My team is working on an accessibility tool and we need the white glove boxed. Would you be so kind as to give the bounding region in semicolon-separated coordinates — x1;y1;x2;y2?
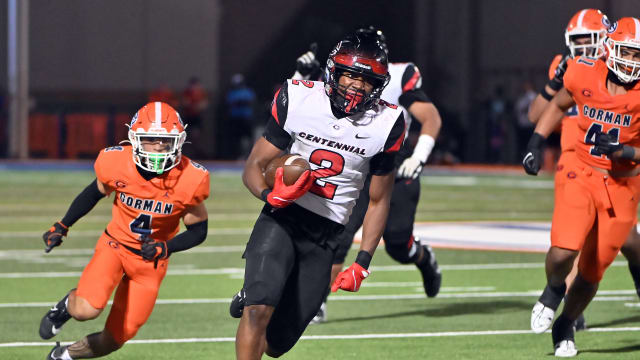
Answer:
294;43;320;80
397;134;435;179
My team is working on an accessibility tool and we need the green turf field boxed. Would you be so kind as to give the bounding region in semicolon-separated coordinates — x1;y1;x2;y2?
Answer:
1;170;639;359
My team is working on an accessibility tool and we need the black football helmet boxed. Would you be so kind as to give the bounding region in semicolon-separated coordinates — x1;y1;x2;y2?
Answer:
355;26;388;55
325;32;390;114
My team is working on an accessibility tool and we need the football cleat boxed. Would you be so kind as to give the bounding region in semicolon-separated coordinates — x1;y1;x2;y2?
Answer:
552;315;577;357
531;301;555;334
229;289;246;319
46;341;68;360
416;240;442;298
554;340;578;357
309;302;327;324
39;293;72;340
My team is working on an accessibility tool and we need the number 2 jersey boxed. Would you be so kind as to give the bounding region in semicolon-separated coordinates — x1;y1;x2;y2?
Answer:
94;145;210;248
563;57;640;172
264;79;405;224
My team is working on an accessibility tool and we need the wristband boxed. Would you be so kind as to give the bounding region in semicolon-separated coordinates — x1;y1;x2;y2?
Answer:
412;134;436;163
528;132;546;150
261;189;272;202
621;145;635;160
355;250;372;270
547;77;563;91
540;86;554;101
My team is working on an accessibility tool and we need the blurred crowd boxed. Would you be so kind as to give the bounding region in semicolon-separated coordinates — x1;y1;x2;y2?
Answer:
0;73;547;165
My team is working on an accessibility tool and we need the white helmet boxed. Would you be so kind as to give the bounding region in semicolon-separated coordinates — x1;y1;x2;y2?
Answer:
605;17;640;83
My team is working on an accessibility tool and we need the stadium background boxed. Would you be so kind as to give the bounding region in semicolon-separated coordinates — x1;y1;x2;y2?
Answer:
0;0;637;163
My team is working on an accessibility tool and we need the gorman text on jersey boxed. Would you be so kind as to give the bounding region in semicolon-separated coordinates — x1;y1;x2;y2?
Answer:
582;105;632;127
118;192;174;214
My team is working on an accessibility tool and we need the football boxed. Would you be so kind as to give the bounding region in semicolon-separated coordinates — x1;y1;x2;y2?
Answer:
264;154;311;188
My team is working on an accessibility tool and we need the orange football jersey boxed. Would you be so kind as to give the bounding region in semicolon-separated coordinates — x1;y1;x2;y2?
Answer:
94;145;209;248
548;54;580;152
563;57;640;171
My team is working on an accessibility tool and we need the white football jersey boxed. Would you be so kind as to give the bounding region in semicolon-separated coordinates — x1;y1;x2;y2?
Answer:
265;79;405;224
381;62;424;137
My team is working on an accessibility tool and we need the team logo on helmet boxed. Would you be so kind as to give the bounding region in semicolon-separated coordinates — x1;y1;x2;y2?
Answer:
607;21;617;34
131;111;139;126
602;16;611;30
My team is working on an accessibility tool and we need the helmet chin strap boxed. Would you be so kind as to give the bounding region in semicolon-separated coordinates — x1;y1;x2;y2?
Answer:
607;68;637;87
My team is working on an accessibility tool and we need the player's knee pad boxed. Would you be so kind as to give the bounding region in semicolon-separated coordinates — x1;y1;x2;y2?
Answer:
384;233;415;264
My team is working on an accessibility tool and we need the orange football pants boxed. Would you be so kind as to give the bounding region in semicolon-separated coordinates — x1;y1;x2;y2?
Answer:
550;155;638;283
76;233;169;345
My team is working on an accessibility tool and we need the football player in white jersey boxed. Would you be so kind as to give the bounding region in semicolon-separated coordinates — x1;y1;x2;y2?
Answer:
295;26;442;324
231;32;405;359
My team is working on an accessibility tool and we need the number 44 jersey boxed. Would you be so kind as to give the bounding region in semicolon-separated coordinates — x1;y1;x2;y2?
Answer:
94;145;210;248
264;79;405;224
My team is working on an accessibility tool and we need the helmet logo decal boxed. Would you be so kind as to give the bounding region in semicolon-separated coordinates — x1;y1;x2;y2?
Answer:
131;112;139;127
607;21;618;34
602;16;611;30
354;62;372;70
155;102;162;127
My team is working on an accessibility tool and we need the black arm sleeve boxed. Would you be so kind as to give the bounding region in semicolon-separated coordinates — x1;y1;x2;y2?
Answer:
370;112;405;175
398;89;431;109
263;117;292;150
166;219;208;254
369;152;396;175
262;81;292;150
60;179;106;227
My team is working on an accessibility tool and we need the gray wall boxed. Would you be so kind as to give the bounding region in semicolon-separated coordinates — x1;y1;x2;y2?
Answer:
7;0;221;94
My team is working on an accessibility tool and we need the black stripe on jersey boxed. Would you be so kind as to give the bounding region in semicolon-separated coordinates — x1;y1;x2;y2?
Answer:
398;89;431;109
271;81;289;127
400;63;422;93
383;112;406;153
369;151;396;175
263;116;292;150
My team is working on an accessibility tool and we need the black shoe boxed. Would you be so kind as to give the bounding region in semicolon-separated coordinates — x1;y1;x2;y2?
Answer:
416;240;442;298
39;292;72;340
574;313;587;332
229;289;246;319
46;342;67;360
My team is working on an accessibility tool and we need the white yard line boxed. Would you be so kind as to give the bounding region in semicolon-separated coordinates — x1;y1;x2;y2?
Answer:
0;261;629;279
2;326;639;348
0;290;636;308
0;228;252;239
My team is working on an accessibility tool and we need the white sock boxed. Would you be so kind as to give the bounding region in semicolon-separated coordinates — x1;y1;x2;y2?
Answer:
408;241;418;258
61;348;73;360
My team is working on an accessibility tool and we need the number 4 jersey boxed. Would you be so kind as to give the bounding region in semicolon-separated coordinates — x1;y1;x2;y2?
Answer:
94;145;210;248
563;57;640;172
264;79;405;224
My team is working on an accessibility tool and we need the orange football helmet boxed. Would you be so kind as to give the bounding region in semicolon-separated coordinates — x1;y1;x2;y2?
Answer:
127;102;186;174
605;17;640;83
565;9;610;59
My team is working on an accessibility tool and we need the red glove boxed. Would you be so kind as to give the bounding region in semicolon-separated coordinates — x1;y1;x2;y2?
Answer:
331;263;370;292
266;167;314;208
